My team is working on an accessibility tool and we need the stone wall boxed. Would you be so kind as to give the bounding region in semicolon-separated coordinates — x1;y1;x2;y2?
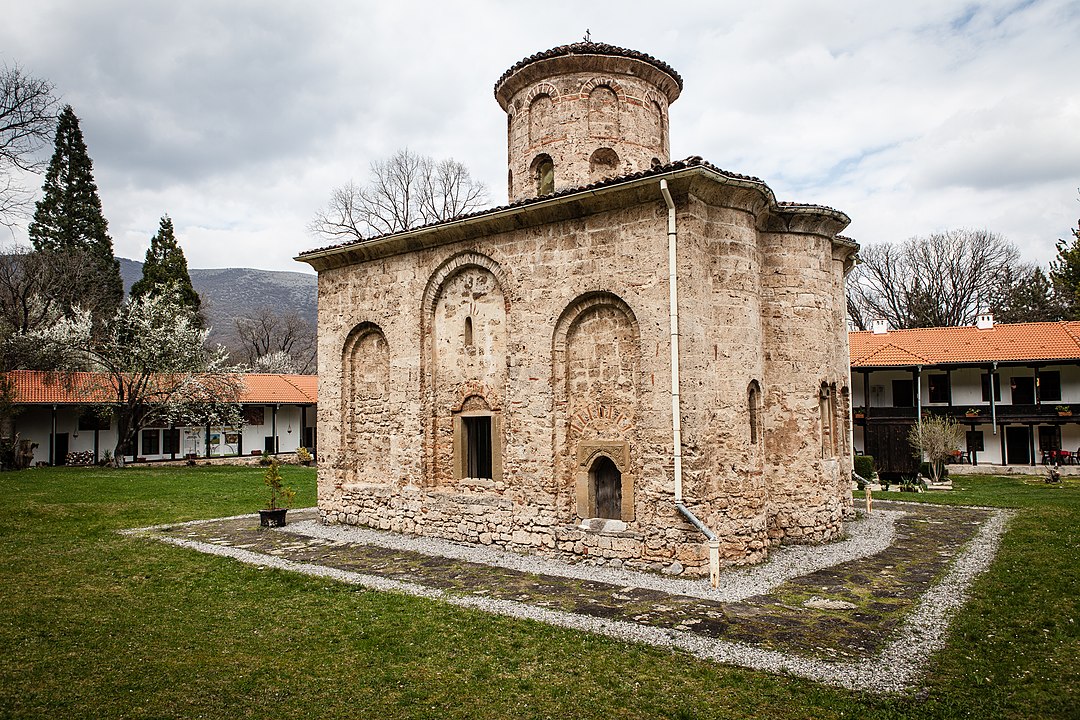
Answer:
310;174;855;576
497;54;677;202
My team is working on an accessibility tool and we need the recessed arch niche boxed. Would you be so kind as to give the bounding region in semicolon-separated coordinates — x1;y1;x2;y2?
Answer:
340;322;390;484
552;291;640;520
421;252;510;486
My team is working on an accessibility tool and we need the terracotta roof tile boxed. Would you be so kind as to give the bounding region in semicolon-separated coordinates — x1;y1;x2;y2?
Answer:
6;371;114;404
239;374;318;404
494;41;684;93
850;321;1080;367
5;370;318;405
297;157;848;260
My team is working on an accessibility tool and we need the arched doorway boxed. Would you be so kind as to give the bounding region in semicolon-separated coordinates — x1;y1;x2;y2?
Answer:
590;455;622;519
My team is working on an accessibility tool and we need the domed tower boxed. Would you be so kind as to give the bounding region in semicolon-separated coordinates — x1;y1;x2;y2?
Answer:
495;42;682;203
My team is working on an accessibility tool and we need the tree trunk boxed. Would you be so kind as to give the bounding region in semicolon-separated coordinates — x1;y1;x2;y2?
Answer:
113;409;132;468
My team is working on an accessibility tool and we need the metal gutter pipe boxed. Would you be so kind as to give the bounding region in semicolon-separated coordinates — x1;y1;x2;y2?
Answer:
660;179;720;588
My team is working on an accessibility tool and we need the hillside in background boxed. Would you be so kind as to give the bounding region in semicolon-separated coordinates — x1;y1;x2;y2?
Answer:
118;258;317;352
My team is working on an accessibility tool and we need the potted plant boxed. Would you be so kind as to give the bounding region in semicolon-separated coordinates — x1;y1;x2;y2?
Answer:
296;447;313;466
259;458;295;527
853;407;866;419
1056;405;1072;417
964;408;981;418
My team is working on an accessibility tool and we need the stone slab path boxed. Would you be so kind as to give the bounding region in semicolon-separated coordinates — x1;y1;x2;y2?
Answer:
123;500;1012;693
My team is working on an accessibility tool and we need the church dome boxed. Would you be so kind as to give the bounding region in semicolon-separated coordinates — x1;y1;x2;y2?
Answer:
495;42;682;202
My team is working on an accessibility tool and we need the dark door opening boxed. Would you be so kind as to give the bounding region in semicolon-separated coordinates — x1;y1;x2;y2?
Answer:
1005;426;1031;465
1011;377;1035;405
591;456;622;519
53;432;69;466
463;416;493;479
892;379;914;407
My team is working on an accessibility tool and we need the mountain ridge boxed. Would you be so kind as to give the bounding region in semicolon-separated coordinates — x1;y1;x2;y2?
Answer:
117;258;317;350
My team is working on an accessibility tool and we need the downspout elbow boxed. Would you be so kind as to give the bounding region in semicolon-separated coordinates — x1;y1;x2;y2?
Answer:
676;502;716;541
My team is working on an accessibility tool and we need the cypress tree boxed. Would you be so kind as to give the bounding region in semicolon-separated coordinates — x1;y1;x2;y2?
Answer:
1050;220;1080;320
28;105;123;320
131;214;202;325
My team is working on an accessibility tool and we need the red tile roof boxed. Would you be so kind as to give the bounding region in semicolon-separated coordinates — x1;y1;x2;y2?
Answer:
239;374;318;404
6;371;115;404
850;321;1080;367
5;370;318;405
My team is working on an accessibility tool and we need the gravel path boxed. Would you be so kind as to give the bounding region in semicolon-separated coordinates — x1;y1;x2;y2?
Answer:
280;507;902;603
123;501;1013;693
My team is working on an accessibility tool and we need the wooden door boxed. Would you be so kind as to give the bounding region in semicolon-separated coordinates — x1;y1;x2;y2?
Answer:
865;423;918;477
591;456;622;519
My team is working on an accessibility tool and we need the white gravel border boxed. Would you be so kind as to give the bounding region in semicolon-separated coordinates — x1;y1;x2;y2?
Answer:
123;504;1013;693
277;508;903;603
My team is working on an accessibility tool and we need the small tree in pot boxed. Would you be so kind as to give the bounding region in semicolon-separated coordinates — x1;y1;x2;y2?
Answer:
260;458;295;527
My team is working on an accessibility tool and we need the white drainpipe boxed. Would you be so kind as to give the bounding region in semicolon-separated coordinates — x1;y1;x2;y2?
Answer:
660;179;720;588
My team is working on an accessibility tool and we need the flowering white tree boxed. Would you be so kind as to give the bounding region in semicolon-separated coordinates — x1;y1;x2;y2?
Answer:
47;286;244;466
251;350;297;374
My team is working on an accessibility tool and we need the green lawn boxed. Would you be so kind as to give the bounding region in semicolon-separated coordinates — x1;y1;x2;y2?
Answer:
0;466;1076;719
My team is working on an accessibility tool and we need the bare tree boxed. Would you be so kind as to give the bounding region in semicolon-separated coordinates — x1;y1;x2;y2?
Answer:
909;415;965;484
309;148;488;242
847;229;1022;330
0;243;124;340
234;307;316;374
0;65;59;229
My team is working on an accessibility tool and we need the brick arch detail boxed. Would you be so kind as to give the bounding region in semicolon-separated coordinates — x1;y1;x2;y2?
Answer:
642;89;667;111
551;290;640;363
579;77;625;101
421;250;513;325
523;82;560;106
339;321;390;483
420;252;511;486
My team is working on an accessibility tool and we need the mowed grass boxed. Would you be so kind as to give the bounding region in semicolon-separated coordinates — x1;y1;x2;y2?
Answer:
0;467;1076;720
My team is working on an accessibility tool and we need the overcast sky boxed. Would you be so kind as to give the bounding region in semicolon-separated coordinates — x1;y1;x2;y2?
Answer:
2;0;1078;274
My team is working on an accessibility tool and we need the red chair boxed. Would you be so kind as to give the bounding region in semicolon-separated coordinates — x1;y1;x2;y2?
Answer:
1061;450;1074;465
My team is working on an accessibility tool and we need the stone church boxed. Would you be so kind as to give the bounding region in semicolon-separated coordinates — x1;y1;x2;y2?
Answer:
297;42;857;579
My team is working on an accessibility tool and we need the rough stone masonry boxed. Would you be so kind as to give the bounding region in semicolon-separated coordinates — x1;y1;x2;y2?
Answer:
297;42;858;576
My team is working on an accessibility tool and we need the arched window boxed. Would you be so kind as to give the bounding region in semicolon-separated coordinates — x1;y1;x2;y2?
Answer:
464;316;474;347
589;147;619;182
532;154;554;196
748;380;762;445
819;383;831;458
839;385;850;454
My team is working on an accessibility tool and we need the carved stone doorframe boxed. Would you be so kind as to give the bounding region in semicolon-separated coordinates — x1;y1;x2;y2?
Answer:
575;440;634;521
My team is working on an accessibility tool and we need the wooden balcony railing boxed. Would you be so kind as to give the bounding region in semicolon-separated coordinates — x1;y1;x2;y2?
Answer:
853;404;1076;423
